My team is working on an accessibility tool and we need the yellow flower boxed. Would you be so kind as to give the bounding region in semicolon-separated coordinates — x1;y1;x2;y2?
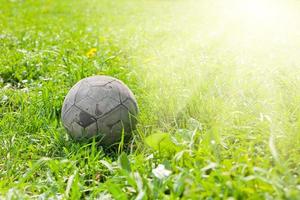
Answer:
86;48;97;58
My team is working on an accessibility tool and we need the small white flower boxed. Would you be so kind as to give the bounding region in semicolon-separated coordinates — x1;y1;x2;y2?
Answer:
152;164;171;180
97;192;113;200
17;49;29;54
3;83;12;89
145;154;154;161
21;87;29;93
1;95;8;102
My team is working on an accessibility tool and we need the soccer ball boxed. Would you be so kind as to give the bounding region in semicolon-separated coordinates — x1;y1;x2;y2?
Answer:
61;75;138;146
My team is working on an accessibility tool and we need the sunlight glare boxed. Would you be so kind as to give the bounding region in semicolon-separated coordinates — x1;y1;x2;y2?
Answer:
225;0;291;29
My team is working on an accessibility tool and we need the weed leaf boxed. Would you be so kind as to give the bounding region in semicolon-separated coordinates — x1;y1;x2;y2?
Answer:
118;152;131;172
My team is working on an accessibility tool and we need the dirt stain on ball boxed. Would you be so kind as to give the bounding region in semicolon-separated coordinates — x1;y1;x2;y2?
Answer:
78;111;96;128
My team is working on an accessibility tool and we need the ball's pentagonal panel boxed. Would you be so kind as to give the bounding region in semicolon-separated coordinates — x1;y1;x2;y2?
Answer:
77;110;96;128
61;75;138;145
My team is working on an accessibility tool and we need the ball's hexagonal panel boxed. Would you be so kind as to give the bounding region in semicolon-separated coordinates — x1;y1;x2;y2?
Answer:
87;81;123;103
75;81;90;103
62;105;82;128
61;82;81;114
97;106;122;128
95;97;120;117
62;75;139;145
96;105;137;146
97;106;122;145
70;121;84;139
103;82;122;102
69;121;98;140
111;121;124;134
75;97;98;117
76;96;120;118
88;86;111;102
114;80;138;103
120;105;138;131
83;122;98;139
122;98;138;115
114;80;133;102
96;120;125;146
85;75;116;86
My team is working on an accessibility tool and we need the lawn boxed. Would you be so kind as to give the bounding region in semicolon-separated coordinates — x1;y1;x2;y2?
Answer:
1;0;300;199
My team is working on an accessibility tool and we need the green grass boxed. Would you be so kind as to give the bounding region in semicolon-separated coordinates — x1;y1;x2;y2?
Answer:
1;0;300;199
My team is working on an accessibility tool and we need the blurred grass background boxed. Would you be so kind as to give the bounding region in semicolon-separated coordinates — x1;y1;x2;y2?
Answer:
1;0;300;198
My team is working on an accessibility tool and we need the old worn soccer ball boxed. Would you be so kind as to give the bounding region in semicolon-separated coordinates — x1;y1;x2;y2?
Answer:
61;75;138;146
